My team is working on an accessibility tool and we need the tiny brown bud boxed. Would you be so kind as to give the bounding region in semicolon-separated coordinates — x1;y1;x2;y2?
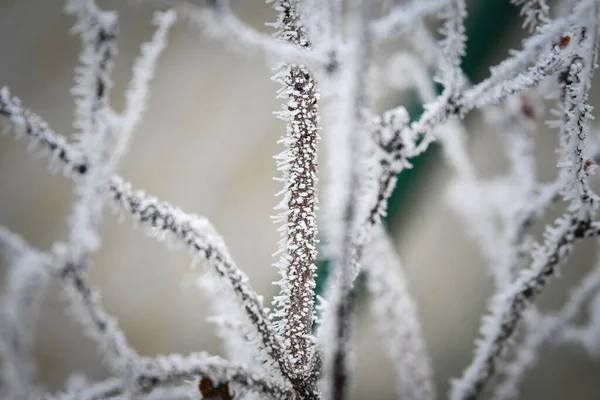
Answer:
559;35;571;48
199;377;234;399
584;158;597;175
520;96;535;119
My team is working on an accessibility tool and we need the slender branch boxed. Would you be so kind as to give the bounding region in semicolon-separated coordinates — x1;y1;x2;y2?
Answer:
135;353;294;399
116;9;176;164
59;259;140;375
66;0;118;150
439;0;467;92
512;0;551;31
172;0;323;69
372;0;452;42
320;1;374;398
43;378;124;400
364;226;435;400
0;228;52;399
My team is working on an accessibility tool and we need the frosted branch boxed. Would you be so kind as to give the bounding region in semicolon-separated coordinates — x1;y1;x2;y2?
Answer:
554;23;599;211
364;226;435;400
372;0;452;42
174;0;323;69
0;228;51;399
43;378;124;400
438;0;467;92
58;259;140;376
320;2;374;398
65;0;118;149
117;9;176;163
464;40;575;110
135;353;294;399
271;0;320;378
442;119;504;285
0;87;89;176
64;0;120;264
512;0;551;31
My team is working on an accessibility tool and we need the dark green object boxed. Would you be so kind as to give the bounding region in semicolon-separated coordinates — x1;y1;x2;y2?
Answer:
314;1;519;300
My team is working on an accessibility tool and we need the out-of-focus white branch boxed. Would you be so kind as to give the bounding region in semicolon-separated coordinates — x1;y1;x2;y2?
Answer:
43;377;125;400
364;226;435;400
172;0;324;69
319;1;374;398
372;0;452;42
116;9;176;164
0;228;51;400
136;353;294;398
65;0;117;151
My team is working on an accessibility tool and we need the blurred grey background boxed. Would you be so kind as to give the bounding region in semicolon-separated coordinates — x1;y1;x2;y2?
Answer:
1;0;600;399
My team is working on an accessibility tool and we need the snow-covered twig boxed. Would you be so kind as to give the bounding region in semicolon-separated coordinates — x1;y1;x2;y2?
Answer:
0;228;51;399
173;0;323;69
512;0;551;31
319;1;374;398
372;0;452;42
136;353;294;398
363;226;435;400
117;9;176;163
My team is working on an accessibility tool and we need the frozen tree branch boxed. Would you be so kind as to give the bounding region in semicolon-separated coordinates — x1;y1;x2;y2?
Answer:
363;226;435;400
372;0;452;42
271;0;320;380
171;0;323;69
319;1;374;399
0;228;51;399
135;353;294;398
117;9;176;162
58;257;140;376
43;377;125;400
438;0;467;93
512;0;551;31
65;0;118;148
